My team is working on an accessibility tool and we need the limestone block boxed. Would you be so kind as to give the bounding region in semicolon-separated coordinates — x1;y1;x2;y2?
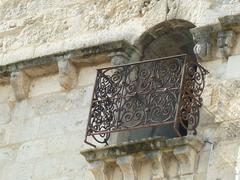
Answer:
37;108;87;139
10;71;31;101
9;117;40;144
16;140;46;162
0;102;11;125
197;150;211;174
30;85;93;117
207;140;239;180
47;134;68;154
34;156;61;179
0;85;14;103
59;153;88;176
1;161;35;180
67;132;87;151
3;46;35;65
58;57;78;90
116;155;137;180
199;107;215;126
0;148;16;169
78;66;97;86
29;74;61;97
12;100;34;121
207;164;236;180
226;55;240;79
37;113;68;138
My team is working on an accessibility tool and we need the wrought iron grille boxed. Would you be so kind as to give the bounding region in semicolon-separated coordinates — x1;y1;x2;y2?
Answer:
85;55;208;147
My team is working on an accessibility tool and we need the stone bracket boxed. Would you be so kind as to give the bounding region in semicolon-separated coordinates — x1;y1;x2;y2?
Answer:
57;56;78;90
109;52;131;66
146;151;165;180
173;145;197;175
217;31;236;61
117;155;137;180
89;161;112;180
10;71;31;101
191;28;212;61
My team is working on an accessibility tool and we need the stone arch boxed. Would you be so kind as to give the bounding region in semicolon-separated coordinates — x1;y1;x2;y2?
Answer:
134;19;196;60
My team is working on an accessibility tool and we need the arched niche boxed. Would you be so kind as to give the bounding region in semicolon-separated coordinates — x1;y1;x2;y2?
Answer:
135;19;196;60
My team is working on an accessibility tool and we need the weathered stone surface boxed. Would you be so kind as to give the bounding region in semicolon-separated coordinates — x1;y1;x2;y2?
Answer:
0;0;239;67
16;140;46;162
82;136;204;180
0;102;11;124
226;55;240;79
57;57;78;90
10;71;30;101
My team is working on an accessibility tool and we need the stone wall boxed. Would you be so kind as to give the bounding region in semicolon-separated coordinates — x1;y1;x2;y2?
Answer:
0;62;110;179
0;0;240;65
0;0;240;180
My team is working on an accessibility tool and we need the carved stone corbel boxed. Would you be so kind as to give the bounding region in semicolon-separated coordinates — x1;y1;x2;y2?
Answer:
10;71;31;101
57;56;78;90
193;32;212;61
191;26;213;61
173;145;197;175
217;30;236;61
145;151;165;180
109;52;131;66
89;161;112;180
116;155;137;180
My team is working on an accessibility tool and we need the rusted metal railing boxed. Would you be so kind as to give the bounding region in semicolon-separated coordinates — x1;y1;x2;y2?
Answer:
84;55;208;147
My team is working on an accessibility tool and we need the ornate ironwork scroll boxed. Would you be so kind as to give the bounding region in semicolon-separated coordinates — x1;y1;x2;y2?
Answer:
85;55;208;147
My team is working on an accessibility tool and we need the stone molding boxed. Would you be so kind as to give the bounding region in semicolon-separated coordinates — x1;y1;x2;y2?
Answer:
191;14;240;61
81;136;204;180
0;40;139;86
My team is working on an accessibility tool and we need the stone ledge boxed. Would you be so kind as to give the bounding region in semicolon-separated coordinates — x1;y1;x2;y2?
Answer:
0;40;140;84
81;136;204;163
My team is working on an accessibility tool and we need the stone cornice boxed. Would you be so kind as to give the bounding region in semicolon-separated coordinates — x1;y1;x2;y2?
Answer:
0;40;140;85
191;14;240;61
81;136;204;163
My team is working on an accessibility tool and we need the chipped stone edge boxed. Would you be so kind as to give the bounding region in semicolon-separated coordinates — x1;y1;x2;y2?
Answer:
80;136;204;163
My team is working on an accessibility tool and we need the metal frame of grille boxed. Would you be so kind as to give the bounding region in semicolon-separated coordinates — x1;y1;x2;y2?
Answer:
84;54;208;147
